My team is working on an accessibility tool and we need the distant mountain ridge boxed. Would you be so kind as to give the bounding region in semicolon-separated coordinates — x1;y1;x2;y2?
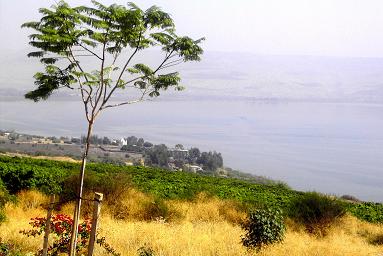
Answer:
1;50;383;103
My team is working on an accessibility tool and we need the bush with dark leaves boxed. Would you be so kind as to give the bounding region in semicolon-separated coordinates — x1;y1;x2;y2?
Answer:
241;207;285;251
289;192;345;236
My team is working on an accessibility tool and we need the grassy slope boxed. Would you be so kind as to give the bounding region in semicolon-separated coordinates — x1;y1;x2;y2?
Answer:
0;155;382;223
0;156;383;255
1;190;382;256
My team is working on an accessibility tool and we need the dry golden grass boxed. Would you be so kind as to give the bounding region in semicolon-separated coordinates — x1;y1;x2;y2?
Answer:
94;217;247;256
255;219;383;256
104;188;157;220
16;190;49;211
167;193;246;224
0;190;382;256
61;189;246;224
0;201;45;251
0;152;80;163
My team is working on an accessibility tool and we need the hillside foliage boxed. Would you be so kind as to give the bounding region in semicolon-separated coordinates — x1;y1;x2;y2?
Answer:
0;155;382;223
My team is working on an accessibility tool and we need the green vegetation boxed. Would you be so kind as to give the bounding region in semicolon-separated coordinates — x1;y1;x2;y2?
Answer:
0;238;23;256
289;192;346;236
137;246;155;256
0;155;382;224
145;144;170;168
0;179;14;224
348;202;383;223
0;157;67;194
241;208;286;252
129;165;296;209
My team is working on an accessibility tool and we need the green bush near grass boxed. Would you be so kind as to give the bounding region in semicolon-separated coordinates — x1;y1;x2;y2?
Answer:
0;179;14;224
60;171;132;203
241;207;286;251
289;192;346;236
137;246;155;256
141;198;169;221
0;238;24;256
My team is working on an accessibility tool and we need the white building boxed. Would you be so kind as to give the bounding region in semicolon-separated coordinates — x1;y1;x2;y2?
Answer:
169;148;188;159
184;164;204;173
119;138;127;146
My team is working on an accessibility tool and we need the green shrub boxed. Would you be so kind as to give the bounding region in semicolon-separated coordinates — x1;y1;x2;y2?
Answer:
289;192;345;236
241;207;285;252
0;211;5;224
142;198;169;221
370;234;383;245
0;238;23;256
0;239;13;255
0;179;14;224
60;172;132;215
137;246;155;256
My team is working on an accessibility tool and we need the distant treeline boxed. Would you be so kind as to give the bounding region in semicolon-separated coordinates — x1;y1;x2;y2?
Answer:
119;135;223;172
2;131;224;172
77;134;224;172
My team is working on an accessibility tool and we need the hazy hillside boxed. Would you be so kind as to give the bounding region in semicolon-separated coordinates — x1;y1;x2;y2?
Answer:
2;50;383;102
183;52;383;102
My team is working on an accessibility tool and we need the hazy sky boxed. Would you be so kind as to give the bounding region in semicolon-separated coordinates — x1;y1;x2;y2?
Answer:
1;0;383;57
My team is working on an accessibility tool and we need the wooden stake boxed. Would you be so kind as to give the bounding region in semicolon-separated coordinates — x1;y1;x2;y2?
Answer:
87;192;103;256
42;194;55;256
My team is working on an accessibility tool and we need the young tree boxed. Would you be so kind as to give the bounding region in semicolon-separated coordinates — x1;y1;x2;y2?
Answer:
22;1;204;254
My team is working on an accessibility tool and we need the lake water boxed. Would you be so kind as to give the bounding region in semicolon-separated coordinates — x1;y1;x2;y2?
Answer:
1;99;382;202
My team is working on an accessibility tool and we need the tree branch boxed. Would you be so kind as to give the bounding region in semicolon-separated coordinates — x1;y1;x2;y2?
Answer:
101;89;149;110
153;50;175;73
102;52;119;104
101;99;145;109
67;48;92;122
71;54;96;57
159;58;184;70
162;57;183;66
101;50;178;107
101;33;142;106
92;41;107;116
78;43;103;60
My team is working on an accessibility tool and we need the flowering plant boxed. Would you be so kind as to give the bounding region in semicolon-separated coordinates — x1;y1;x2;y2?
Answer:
20;214;119;255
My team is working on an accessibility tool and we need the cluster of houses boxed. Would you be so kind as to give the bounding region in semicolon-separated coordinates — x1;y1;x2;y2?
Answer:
167;147;204;173
0;131;58;144
118;138;205;173
0;131;206;173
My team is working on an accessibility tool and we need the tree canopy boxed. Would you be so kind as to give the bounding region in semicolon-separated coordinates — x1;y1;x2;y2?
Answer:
22;0;204;121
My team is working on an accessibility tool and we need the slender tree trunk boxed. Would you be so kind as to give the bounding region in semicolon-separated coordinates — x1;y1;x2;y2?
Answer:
69;120;93;256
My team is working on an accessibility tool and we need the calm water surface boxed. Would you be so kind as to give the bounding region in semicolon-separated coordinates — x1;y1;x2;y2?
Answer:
1;99;382;202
